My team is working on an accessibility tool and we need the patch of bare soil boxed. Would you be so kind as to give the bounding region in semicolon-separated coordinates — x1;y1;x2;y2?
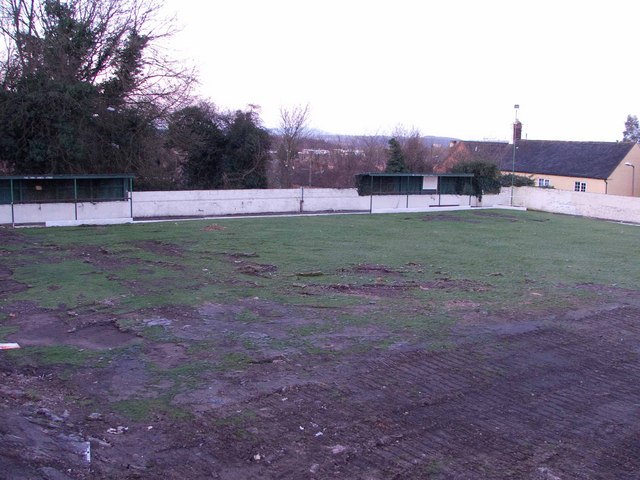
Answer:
420;277;492;292
343;263;397;274
235;261;278;277
226;251;259;259
0;374;92;480
0;265;29;294
472;211;552;223
574;282;640;298
422;213;480;223
187;307;640;480
0;226;27;244
338;263;426;279
130;240;186;258
202;224;226;232
4;310;136;350
223;252;278;278
444;299;481;310
304;282;408;298
471;210;522;221
75;245;143;271
3;290;640;479
69;245;185;276
300;278;491;299
142;343;189;369
0;278;28;294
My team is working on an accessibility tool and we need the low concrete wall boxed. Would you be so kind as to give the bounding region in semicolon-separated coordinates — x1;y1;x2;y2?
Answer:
513;186;640;223
5;185;638;228
132;188;493;218
371;194;475;212
483;189;512;207
131;188;343;218
1;200;132;225
0;187;517;226
299;188;369;212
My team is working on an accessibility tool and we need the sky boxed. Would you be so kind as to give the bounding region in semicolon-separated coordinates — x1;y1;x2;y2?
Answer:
161;0;640;142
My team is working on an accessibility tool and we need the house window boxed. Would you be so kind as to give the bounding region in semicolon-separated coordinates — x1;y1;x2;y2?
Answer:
538;179;550;187
574;182;587;192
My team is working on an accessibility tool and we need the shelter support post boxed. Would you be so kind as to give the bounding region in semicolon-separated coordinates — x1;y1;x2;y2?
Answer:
10;178;15;227
369;176;373;213
129;178;134;218
73;178;78;220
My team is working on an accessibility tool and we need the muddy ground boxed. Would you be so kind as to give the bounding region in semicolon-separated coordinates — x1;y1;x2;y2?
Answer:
1;227;640;479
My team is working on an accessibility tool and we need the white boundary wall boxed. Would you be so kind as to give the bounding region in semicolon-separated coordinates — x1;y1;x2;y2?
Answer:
131;188;494;218
513;186;640;223
0;188;512;225
131;188;371;218
0;186;565;227
371;194;474;212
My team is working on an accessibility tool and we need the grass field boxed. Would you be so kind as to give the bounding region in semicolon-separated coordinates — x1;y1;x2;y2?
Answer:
3;209;640;373
5;209;640;321
2;209;640;478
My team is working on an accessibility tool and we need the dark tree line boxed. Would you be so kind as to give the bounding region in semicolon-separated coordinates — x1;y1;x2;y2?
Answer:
0;0;189;180
168;103;270;190
0;0;270;190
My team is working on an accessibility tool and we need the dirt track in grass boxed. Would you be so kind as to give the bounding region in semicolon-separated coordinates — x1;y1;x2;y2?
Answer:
2;224;640;479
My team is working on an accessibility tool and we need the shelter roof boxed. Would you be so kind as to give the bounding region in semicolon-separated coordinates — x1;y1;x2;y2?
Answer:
499;141;635;179
0;174;134;180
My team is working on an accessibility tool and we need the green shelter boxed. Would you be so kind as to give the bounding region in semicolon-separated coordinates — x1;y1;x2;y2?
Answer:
355;173;474;196
0;174;134;225
0;174;133;204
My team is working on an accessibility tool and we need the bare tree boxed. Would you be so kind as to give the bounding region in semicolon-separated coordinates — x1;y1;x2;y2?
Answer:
359;133;388;172
392;125;432;172
276;103;310;188
0;0;195;115
0;0;195;177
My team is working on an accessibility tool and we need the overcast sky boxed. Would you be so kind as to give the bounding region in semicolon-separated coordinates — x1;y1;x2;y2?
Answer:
162;0;640;142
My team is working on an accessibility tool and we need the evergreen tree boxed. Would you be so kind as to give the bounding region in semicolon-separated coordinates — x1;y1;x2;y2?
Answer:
222;110;270;189
450;160;501;201
168;103;227;189
0;0;193;176
623;115;640;143
385;138;408;173
168;103;271;189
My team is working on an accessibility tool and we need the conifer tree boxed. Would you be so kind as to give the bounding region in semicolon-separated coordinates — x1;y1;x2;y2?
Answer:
0;0;194;178
385;138;408;173
623;115;640;143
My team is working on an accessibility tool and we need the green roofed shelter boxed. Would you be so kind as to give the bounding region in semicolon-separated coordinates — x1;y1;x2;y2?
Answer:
0;174;133;204
355;173;474;196
0;174;134;225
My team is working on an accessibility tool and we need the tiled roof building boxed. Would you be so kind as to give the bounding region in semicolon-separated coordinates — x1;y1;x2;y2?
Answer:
439;132;640;196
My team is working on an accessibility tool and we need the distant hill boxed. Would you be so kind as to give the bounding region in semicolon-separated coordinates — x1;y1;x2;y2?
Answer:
300;132;458;149
267;128;458;148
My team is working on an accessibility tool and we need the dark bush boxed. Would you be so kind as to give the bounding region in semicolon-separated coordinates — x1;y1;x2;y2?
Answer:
500;173;534;187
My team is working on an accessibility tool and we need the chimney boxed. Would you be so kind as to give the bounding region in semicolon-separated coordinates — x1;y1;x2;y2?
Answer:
513;120;522;143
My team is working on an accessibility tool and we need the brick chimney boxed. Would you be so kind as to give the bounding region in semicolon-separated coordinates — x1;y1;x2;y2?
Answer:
513;120;522;143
